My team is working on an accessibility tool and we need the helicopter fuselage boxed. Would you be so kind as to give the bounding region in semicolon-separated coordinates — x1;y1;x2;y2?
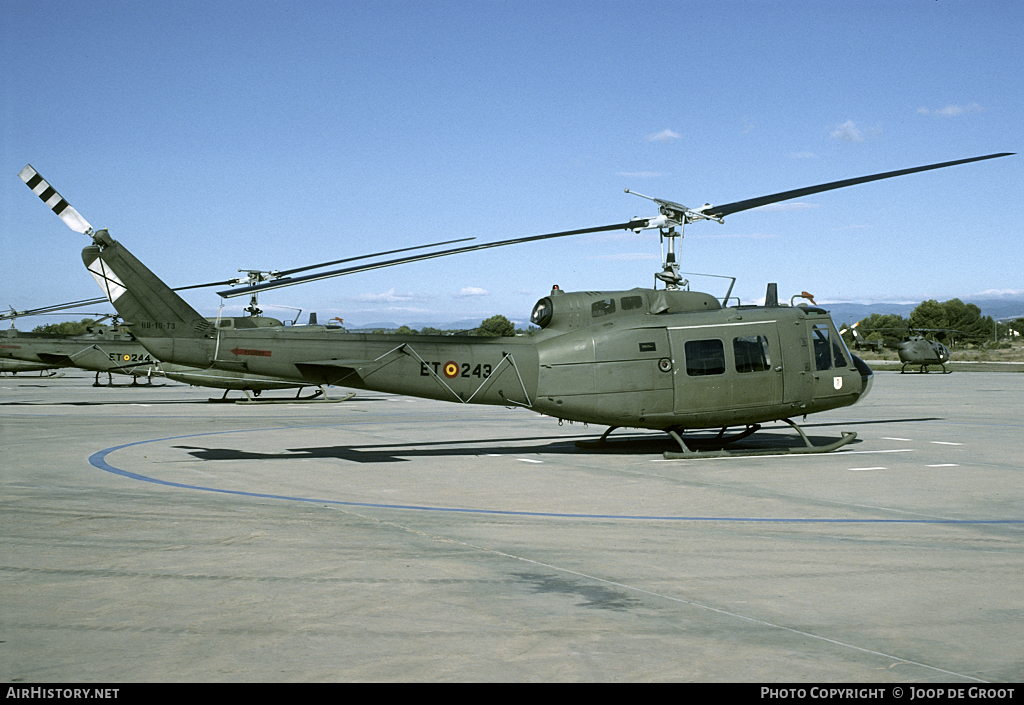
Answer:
897;336;950;365
125;275;873;431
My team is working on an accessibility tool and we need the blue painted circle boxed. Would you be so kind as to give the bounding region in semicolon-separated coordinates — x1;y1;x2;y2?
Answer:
89;429;1024;525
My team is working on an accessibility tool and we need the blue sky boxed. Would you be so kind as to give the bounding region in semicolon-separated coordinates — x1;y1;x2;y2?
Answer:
2;1;1021;327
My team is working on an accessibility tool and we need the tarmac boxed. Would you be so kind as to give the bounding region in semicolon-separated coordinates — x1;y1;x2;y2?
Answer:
2;369;1023;682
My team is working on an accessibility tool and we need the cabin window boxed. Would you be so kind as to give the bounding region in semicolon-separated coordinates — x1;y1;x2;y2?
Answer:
685;339;725;376
621;295;644;311
733;335;771;373
591;298;616;317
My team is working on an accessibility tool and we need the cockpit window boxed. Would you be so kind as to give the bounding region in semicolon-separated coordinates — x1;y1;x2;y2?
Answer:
530;298;553;328
811;323;848;370
811;324;832;371
591;298;616;317
621;295;644;311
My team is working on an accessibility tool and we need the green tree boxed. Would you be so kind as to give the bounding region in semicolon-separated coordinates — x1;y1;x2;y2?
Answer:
475;315;515;337
909;298;991;343
855;313;907;343
31;318;97;335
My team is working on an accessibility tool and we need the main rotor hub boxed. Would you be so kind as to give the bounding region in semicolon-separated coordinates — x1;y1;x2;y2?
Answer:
625;189;726;289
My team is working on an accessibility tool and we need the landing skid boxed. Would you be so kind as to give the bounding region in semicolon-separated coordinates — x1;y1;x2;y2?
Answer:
92;371;163;388
901;363;951;374
207;387;356;404
576;419;856;459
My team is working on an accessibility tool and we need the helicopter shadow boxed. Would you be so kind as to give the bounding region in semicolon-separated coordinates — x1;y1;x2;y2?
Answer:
167;417;939;464
172;434;595;465
801;417;943;428
1;398;199;406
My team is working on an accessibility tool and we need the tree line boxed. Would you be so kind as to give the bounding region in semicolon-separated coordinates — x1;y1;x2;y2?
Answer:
841;299;1023;347
31;315;526;338
368;315;524;337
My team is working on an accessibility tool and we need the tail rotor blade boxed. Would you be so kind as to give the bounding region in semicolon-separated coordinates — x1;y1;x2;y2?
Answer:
19;165;93;234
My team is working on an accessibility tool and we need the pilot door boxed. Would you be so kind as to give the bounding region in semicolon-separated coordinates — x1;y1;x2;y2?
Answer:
668;321;783;418
806;320;858;402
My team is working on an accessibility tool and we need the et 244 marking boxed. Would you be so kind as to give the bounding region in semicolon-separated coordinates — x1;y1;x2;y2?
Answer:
108;352;154;363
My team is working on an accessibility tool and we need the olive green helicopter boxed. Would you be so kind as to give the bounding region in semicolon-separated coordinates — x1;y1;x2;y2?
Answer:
846;323;957;374
20;154;1012;458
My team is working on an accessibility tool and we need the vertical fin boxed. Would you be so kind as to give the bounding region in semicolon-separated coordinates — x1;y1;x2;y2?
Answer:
82;231;213;339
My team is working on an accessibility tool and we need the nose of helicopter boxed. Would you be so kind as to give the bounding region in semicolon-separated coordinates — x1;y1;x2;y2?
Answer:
852;354;874;401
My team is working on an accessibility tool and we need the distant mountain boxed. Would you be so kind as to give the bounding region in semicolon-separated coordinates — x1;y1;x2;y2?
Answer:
969;298;1024;321
820;303;917;326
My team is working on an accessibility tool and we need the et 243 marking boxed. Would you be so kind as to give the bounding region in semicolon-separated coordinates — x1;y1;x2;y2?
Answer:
420;361;493;380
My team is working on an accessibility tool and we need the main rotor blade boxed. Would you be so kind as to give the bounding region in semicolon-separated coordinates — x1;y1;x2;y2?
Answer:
1;297;110;320
276;237;476;278
703;152;1014;220
3;276;254;320
172;238;480;292
218;220;648;298
19;165;93;234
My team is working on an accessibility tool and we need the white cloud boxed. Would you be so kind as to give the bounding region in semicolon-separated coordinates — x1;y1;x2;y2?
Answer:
972;288;1024;298
458;287;489;297
918;103;985;117
646;129;682;142
831;120;866;142
355;288;415;302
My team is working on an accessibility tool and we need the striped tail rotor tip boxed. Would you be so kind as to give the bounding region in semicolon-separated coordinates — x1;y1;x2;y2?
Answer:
19;164;93;234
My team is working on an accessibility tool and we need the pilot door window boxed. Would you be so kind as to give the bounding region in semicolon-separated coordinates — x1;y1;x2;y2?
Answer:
811;324;848;370
684;339;726;376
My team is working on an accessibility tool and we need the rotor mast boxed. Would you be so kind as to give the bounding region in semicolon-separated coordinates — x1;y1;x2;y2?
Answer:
624;189;723;289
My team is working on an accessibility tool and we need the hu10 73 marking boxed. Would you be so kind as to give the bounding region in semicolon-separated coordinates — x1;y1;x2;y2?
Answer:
421;361;494;379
